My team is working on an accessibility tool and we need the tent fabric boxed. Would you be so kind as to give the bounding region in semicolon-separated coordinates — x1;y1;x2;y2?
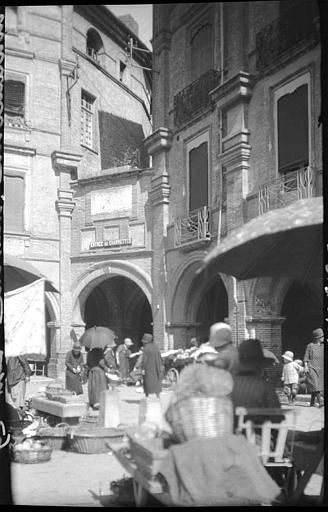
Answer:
3;254;59;293
4;279;46;357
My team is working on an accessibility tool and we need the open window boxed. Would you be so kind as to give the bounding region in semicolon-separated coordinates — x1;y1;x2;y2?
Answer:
86;28;104;62
4;79;25;126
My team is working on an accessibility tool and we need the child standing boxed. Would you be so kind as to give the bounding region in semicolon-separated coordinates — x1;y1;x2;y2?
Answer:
281;351;302;404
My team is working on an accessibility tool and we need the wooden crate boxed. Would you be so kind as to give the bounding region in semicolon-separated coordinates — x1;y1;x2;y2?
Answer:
126;429;168;480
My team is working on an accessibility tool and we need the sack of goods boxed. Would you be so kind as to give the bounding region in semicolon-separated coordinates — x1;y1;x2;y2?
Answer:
165;364;234;442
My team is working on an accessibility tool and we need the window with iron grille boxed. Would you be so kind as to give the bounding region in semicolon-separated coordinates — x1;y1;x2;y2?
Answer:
5;80;25;120
81;90;95;149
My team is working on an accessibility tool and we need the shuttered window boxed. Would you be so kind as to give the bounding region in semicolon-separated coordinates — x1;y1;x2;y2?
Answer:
4;174;25;232
191;24;213;82
81;91;95;149
5;80;25;117
277;83;309;174
189;141;208;211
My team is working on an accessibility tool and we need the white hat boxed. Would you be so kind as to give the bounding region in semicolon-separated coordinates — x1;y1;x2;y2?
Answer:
209;322;232;348
282;350;294;362
124;338;133;347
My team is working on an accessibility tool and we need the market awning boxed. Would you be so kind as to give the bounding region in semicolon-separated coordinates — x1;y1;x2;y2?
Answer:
3;254;59;293
199;197;323;281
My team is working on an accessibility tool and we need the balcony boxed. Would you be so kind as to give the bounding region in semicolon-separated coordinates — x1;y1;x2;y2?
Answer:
174;206;211;247
174;69;221;127
258;167;320;215
256;2;319;72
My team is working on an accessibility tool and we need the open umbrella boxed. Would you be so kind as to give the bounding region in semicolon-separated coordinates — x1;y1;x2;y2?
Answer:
4;254;59;293
79;326;117;350
200;197;322;281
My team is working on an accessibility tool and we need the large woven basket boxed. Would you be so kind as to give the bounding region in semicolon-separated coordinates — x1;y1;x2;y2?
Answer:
68;426;124;454
165;395;233;442
35;423;70;450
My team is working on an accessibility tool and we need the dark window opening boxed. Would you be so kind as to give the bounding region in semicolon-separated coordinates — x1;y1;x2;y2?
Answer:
5;80;25;118
278;83;308;176
120;61;127;82
86;28;104;62
189;141;208;212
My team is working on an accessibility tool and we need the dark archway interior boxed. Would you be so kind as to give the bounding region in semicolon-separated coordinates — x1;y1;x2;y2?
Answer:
83;276;153;350
281;281;322;360
195;275;229;344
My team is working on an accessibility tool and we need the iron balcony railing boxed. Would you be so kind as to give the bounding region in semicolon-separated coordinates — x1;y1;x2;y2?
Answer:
174;206;211;247
174;69;221;126
258;166;316;215
256;1;318;72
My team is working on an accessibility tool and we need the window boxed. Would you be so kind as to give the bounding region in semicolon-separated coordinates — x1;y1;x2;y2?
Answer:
119;61;126;82
275;75;310;176
187;132;209;212
81;90;95;149
4;174;25;232
190;23;213;82
86;28;104;62
4;80;25;125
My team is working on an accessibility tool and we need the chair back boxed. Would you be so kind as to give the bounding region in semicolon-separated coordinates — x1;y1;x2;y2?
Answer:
235;407;298;466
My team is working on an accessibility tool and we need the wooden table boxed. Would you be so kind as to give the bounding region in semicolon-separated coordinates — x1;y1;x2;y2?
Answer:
31;397;87;424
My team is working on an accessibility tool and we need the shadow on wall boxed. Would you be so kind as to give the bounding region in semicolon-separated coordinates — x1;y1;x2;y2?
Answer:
99;111;149;169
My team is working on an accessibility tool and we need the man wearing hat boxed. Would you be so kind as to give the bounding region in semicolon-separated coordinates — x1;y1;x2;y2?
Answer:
208;322;240;374
140;333;163;396
303;328;324;407
65;341;85;395
281;351;303;405
231;339;283;424
116;338;134;384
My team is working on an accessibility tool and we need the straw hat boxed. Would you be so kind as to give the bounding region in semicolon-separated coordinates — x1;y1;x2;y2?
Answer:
282;350;294;362
209;322;232;348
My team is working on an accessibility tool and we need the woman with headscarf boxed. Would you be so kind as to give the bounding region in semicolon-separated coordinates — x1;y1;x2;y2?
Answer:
140;333;163;397
86;345;112;409
116;338;134;383
6;354;32;410
65;341;84;395
303;328;324;407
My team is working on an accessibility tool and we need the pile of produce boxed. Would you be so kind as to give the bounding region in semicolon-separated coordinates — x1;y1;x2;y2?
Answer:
13;438;49;452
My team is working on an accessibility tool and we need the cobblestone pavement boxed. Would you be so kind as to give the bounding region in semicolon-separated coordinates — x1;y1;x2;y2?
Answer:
10;382;324;507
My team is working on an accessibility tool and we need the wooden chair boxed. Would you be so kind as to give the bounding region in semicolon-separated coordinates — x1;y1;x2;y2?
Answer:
235;407;298;499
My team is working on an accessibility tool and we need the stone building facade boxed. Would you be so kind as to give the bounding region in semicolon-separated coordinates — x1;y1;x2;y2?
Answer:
147;1;322;380
4;5;152;377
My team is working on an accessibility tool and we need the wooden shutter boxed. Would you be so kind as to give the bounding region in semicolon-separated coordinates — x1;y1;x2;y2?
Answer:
191;24;213;82
278;84;308;173
189;141;208;211
4;175;25;232
5;80;25;115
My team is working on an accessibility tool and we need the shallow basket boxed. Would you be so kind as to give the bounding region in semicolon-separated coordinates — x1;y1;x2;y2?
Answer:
68;426;124;454
11;444;52;464
165;395;233;442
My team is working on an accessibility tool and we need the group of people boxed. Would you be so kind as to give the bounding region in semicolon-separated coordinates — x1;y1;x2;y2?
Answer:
281;328;324;407
64;332;163;409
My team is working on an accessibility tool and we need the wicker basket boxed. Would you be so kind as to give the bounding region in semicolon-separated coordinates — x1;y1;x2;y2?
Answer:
68;426;124;454
11;443;52;464
126;429;168;480
35;423;70;450
165;395;233;442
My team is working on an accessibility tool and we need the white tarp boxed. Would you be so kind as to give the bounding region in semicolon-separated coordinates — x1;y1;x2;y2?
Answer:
4;279;46;357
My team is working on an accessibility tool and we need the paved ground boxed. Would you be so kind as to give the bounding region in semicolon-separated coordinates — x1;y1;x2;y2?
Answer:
9;380;324;507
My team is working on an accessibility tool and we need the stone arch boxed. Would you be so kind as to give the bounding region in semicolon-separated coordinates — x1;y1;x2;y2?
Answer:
72;260;153;327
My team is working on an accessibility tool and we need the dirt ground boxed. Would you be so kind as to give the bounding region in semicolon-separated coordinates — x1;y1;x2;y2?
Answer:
9;383;324;507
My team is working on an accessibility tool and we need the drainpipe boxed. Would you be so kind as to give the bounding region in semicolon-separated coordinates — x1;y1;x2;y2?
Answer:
218;2;225;241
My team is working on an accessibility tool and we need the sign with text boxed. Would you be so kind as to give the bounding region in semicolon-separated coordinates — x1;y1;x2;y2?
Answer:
89;238;132;249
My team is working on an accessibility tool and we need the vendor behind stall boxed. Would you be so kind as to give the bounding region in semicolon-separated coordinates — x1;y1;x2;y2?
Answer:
65;342;84;395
